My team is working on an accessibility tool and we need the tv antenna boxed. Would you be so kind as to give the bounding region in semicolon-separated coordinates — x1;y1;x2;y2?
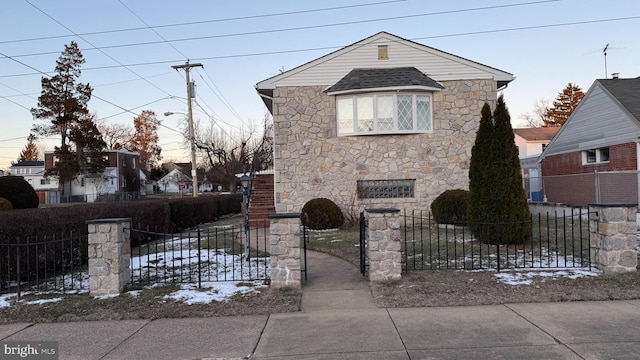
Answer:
603;43;609;78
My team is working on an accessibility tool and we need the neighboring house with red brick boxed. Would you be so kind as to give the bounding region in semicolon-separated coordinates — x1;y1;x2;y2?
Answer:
514;127;559;202
255;31;514;214
44;149;142;203
539;76;640;206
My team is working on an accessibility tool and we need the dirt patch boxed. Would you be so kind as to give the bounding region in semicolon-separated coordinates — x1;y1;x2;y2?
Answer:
0;286;301;325
371;270;640;308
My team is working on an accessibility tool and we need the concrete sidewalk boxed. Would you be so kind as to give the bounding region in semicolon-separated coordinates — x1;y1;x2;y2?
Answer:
2;252;640;359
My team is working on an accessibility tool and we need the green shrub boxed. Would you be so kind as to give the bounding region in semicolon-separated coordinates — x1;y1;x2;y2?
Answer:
301;198;345;230
0;176;39;209
0;197;13;211
431;189;469;225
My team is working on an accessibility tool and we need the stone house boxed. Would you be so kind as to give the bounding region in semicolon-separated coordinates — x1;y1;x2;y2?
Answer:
255;31;514;215
540;76;640;206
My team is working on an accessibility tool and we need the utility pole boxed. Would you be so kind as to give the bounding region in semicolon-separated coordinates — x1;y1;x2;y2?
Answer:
172;60;203;197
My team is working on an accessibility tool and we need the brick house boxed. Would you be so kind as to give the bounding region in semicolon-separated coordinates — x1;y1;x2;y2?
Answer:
540;76;640;206
255;31;514;215
44;149;142;202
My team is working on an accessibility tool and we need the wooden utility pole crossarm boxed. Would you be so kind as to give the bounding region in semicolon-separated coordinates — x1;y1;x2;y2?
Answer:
171;60;203;197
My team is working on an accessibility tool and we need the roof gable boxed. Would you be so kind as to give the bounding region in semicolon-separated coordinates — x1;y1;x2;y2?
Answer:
540;77;640;159
597;77;640;122
256;31;514;111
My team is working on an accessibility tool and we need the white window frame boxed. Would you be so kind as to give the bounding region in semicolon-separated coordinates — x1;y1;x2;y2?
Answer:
582;147;610;165
336;92;433;136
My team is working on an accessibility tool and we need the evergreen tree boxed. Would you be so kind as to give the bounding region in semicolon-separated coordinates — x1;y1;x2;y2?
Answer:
468;97;531;244
468;103;494;241
489;96;531;244
30;41;92;192
16;134;41;162
542;83;584;127
70;114;107;175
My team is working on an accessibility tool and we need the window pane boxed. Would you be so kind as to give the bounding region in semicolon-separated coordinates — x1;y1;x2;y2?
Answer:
377;95;394;131
599;148;609;162
416;95;431;131
585;149;596;163
397;95;413;130
337;98;354;133
356;97;373;132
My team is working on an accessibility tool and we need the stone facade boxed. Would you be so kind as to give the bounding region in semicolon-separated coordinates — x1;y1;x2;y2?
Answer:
272;79;497;215
269;214;302;288
87;218;131;296
365;208;402;282
589;205;638;273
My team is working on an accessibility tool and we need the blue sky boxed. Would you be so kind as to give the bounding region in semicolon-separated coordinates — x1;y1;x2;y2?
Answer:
1;0;638;171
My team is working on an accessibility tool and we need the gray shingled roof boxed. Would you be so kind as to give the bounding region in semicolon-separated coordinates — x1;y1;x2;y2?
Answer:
11;161;44;167
325;67;444;94
597;77;640;122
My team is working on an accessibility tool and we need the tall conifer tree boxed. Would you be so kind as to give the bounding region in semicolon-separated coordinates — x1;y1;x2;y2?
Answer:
468;96;531;244
468;103;494;241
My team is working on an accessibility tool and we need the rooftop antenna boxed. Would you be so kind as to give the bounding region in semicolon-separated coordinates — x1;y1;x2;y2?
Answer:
603;43;609;78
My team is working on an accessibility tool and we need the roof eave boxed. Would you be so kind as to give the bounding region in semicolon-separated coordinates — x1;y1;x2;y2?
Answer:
326;85;443;96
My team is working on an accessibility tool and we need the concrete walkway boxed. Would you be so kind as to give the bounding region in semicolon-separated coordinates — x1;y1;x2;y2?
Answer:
2;252;640;359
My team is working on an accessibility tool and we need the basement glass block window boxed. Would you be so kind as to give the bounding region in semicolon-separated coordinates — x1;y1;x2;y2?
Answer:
357;179;415;199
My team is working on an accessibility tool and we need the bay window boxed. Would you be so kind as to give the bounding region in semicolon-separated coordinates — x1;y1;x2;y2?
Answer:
337;93;432;135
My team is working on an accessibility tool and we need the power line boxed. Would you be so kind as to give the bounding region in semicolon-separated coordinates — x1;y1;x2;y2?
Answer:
24;0;176;98
198;68;245;125
1;0;408;45
6;0;560;59
2;14;638;79
117;0;189;59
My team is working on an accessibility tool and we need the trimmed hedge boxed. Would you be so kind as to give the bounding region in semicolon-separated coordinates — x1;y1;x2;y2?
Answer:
301;198;345;230
431;189;469;226
0;176;39;209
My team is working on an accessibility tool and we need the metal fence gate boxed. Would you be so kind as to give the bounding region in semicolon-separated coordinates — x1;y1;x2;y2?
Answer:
359;212;367;276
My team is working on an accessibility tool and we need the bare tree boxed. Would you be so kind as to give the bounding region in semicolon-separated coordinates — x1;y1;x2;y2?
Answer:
96;118;133;149
518;98;550;128
188;113;273;190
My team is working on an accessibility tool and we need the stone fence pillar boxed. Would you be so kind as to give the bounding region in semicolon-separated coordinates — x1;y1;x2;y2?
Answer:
365;208;402;282
589;204;638;273
87;218;132;296
269;213;302;289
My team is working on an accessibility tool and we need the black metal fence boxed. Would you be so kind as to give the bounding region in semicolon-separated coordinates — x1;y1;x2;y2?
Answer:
402;208;591;272
0;232;89;297
129;220;270;289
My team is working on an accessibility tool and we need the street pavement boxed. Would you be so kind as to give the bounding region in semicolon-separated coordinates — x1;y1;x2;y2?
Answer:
2;251;640;359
